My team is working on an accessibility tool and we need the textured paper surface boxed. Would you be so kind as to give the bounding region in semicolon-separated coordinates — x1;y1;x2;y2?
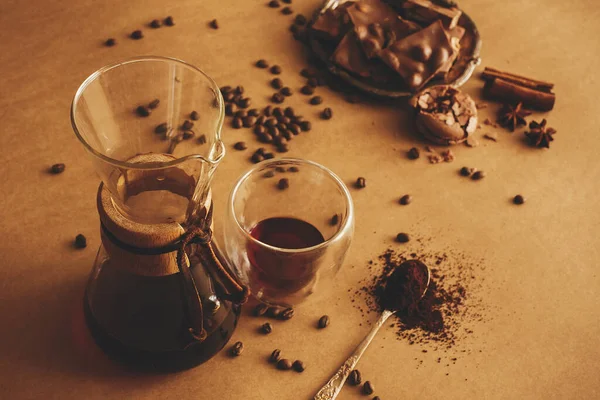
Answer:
0;0;599;399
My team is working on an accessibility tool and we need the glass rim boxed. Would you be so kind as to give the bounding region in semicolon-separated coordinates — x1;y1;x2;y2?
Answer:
70;55;225;171
229;158;354;254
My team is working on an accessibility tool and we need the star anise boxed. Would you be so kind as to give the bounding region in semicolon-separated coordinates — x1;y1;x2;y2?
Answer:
497;102;532;132
525;119;556;148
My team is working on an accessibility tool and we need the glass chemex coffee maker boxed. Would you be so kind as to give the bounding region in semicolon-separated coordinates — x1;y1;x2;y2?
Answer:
71;56;248;372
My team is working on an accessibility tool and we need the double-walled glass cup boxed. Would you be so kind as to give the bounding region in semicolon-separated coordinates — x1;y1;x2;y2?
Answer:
225;158;354;307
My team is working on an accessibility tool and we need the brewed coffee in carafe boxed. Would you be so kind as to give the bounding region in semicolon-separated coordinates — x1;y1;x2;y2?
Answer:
71;57;246;372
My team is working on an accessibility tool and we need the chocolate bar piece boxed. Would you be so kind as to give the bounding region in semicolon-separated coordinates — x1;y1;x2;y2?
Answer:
347;0;421;58
435;25;464;78
399;0;462;29
379;20;455;90
331;31;393;81
311;2;353;43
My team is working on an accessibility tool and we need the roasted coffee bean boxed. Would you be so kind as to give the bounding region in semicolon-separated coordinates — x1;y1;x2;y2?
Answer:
281;130;292;140
268;126;280;138
355;177;366;189
299;121;312;131
182;130;195;139
263;152;275;160
247;108;259;117
396;232;410;243
259;132;273;143
261;322;273;334
272;93;285;104
321;107;333;120
235;110;248;119
243;116;257;128
288;166;299;172
232;117;243;129
130;30;143;39
264;105;273;116
318;315;330;329
256;115;266;125
266;306;282;318
238;97;251;108
307;77;319;87
277;143;289;153
281;6;293;14
224;92;235;102
209;19;219;29
221;85;233;95
373;397;381;400
270;65;282;75
50;163;65;174
300;85;315;95
408;147;420;160
150;19;161;28
309;96;323;105
330;214;339;226
256;59;269;68
181;120;194;130
254;124;266;135
277;359;293;370
280;87;293;96
164;16;175;26
472;170;486;180
265;118;277;128
234;141;247;151
348;369;362;386
135;105;150;117
271;78;283;89
230;341;244;357
282;0;292;3
289;124;301;135
275;166;286;173
268;0;280;8
272;107;283;117
225;103;236;116
277;178;290;190
274;136;287;146
292;360;305;372
251;153;265;163
363;381;374;395
104;38;116;47
399;194;412;205
279;307;295;320
294;14;307;25
460;166;472;177
263;170;276;178
197;134;207;144
234;85;244;95
190;110;200;120
74;234;87;249
513;194;525;205
270;349;282;363
277;123;287;132
301;68;316;78
280;106;292;117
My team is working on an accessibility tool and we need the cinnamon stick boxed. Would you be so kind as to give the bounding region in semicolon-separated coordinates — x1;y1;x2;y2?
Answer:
484;78;555;111
481;67;554;92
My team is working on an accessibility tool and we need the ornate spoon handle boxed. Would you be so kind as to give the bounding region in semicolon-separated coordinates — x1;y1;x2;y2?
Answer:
313;310;395;400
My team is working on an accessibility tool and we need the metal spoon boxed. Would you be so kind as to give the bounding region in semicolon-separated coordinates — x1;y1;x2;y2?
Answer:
313;260;431;400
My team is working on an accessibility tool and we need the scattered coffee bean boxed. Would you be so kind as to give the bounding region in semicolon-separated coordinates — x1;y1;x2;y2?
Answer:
472;170;486;180
267;126;279;137
301;85;315;95
264;105;273;116
281;130;292;140
130;30;143;40
318;315;330;329
272;107;283;117
363;381;375;395
235;85;244;94
263;170;276;178
355;177;366;189
221;85;232;94
270;349;282;363
197;134;207;144
248;108;260;117
273;166;285;173
277;143;289;153
150;19;161;28
280;87;293;96
310;96;323;105
272;93;285;104
256;59;269;68
263;152;275;160
182;120;194;130
254;124;266;135
261;322;273;334
308;77;319;88
321;107;333;120
299;121;312;131
294;14;307;25
74;234;87;249
270;65;282;75
104;38;116;47
281;6;293;15
292;360;305;372
224;92;235;102
277;178;290;190
50;163;65;174
266;306;282;318
396;232;410;243
289;124;301;135
513;194;525;205
190;110;200;121
373;397;381;400
238;97;251;108
460;166;472;177
148;99;160;109
268;0;280;8
277;359;293;370
243;116;257;128
288;166;299;172
399;194;412;205
259;132;274;143
256;115;266;125
136;105;150;117
230;341;244;357
251;152;265;164
164;16;175;26
182;130;195;140
279;307;295;320
232;117;243;129
235;110;248;119
276;123;287;132
407;147;420;160
330;214;339;226
282;0;292;3
348;369;362;386
301;68;316;78
253;303;268;317
209;19;219;29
